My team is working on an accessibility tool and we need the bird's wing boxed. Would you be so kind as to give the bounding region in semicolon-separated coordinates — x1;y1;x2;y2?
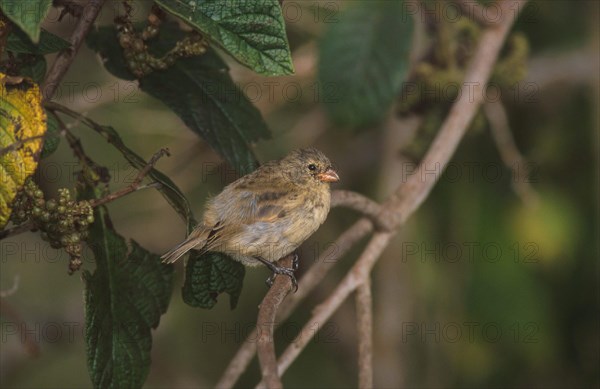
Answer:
210;176;301;226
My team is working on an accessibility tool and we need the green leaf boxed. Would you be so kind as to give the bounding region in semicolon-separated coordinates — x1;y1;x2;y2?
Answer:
318;0;413;128
6;28;71;54
83;204;173;389
154;0;294;76
0;0;53;43
86;26;136;81
40;110;60;158
87;23;270;175
17;54;46;83
182;251;245;309
140;50;268;175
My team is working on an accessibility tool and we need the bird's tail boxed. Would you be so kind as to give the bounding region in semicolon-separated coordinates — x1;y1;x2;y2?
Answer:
161;228;208;264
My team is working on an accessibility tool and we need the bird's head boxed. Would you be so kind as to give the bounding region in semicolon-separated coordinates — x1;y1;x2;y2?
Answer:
281;148;339;186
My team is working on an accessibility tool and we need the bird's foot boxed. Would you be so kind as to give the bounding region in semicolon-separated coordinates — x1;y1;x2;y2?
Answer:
255;256;298;293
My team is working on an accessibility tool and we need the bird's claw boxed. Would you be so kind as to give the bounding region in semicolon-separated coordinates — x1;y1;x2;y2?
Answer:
292;252;299;271
265;265;298;293
255;255;299;293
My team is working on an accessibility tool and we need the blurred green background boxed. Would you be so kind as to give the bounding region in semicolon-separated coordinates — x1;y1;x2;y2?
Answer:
1;1;598;388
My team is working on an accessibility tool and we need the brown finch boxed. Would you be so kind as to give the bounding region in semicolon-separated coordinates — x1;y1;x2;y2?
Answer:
161;148;339;289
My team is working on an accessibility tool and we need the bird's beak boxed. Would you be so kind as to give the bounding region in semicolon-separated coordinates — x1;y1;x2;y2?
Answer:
317;168;340;183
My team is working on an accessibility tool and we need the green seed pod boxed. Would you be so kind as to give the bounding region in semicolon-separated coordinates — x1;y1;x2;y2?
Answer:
87;215;95;224
57;206;66;214
32;207;42;217
119;33;132;48
46;199;57;211
132;39;144;52
147;26;159;38
135;52;147;62
58;219;69;230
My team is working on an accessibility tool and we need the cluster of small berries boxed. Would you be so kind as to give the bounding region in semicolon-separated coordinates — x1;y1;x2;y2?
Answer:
116;8;208;77
11;179;94;274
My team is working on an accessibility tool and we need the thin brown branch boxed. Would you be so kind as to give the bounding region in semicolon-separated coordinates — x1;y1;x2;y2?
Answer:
271;232;393;382
526;49;599;89
264;0;527;381
356;278;373;389
48;109;94;167
331;190;389;230
216;218;374;389
43;0;108;100
89;148;170;207
453;0;502;26
0;135;46;157
484;100;539;206
256;255;294;389
0;221;35;240
381;0;526;229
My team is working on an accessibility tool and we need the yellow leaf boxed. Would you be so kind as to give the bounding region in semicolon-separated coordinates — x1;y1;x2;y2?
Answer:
0;74;46;228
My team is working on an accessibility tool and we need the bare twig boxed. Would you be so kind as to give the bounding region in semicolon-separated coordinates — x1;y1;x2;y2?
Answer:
219;2;525;386
381;0;526;227
89;149;170;207
484;100;539;206
526;49;599;89
0;136;46;157
48;110;95;167
453;0;503;26
331;190;388;230
0;222;35;240
256;255;294;389
259;0;527;382
271;232;393;382
356;278;373;389
216;218;374;389
43;0;108;100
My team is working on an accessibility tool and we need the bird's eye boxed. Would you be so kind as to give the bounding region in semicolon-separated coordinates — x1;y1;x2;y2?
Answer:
308;164;317;171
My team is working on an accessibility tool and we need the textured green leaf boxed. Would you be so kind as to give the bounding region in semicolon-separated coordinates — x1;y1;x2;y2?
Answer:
140;50;268;175
17;54;46;83
6;28;71;54
40;110;59;158
155;0;293;76
85;26;136;81
182;251;245;309
318;0;413;128
83;203;173;389
87;23;270;175
0;0;53;43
